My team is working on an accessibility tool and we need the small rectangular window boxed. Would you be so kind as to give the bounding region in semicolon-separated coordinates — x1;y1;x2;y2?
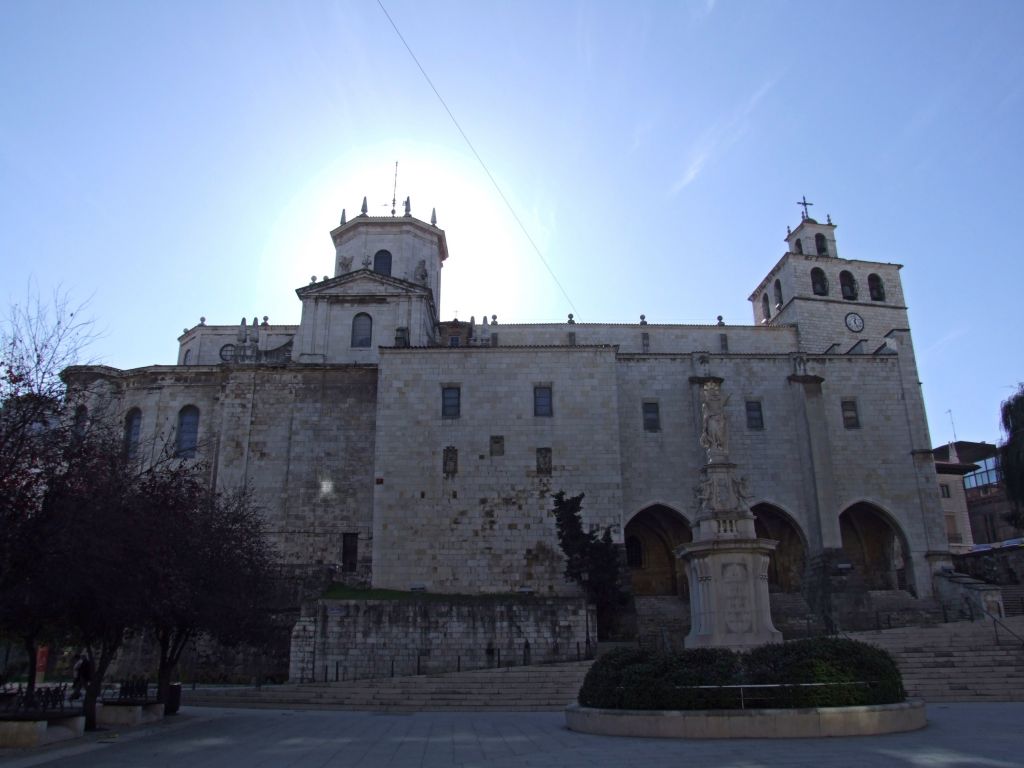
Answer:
841;399;860;429
641;332;650;353
536;447;552;476
342;533;358;573
534;385;553;417
642;402;660;432
940;483;951;499
442;386;461;419
745;401;764;430
719;333;729;352
443;446;458;476
567;331;576;346
490;333;499;347
490;435;504;456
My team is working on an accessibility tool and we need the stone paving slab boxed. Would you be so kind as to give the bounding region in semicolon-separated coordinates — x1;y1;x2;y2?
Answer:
1;702;1023;767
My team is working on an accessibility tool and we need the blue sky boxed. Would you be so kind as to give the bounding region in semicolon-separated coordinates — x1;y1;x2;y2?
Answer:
2;0;1021;447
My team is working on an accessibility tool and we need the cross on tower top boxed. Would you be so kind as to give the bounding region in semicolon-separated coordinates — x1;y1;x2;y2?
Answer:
796;195;814;219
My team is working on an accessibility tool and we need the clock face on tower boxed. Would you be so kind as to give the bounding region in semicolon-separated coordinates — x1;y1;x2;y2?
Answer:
845;312;865;333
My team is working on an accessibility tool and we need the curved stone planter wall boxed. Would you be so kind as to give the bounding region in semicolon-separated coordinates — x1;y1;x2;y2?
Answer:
565;699;926;739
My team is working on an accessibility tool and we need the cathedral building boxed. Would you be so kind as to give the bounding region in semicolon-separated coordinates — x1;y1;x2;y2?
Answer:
64;199;955;646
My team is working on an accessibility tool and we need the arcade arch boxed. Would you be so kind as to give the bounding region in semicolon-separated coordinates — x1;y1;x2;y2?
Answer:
839;502;912;593
624;505;692;597
751;503;806;593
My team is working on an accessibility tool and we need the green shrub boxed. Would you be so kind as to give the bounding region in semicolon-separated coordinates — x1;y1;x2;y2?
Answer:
577;638;904;710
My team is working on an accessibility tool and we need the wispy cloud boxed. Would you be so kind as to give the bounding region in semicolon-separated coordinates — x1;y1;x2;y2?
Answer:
669;79;776;194
920;326;969;363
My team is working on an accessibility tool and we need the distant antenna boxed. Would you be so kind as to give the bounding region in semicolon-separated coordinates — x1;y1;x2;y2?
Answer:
391;161;399;217
946;409;958;441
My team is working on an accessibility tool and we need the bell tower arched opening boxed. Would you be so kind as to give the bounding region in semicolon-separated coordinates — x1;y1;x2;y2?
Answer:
751;503;806;593
624;505;692;597
839;502;912;594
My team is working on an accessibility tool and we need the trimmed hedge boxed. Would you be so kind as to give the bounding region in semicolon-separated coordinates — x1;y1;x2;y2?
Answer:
578;638;905;710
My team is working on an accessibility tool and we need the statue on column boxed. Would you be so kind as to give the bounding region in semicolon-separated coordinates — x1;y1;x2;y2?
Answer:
699;381;729;460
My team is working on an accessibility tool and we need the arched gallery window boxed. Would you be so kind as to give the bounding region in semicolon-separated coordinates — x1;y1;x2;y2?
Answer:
793;238;803;254
176;405;199;459
373;250;392;276
815;233;829;256
123;408;142;460
761;293;771;322
840;270;858;300
351;313;372;348
773;279;783;308
868;273;886;302
811;267;829;296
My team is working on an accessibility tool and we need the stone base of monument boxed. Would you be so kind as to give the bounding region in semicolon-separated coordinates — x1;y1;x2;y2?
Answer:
564;699;926;738
679;538;783;650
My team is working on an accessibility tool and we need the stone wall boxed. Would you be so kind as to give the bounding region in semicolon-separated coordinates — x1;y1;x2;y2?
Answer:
372;345;624;595
288;597;596;683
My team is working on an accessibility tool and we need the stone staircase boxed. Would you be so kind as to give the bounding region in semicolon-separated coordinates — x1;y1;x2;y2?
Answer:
849;614;1024;701
184;661;592;712
1001;585;1024;616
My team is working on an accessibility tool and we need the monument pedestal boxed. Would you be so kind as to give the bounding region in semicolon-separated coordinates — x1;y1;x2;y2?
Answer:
677;537;782;650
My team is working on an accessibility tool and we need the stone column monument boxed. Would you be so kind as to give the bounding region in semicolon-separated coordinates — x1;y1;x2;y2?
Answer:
676;379;782;650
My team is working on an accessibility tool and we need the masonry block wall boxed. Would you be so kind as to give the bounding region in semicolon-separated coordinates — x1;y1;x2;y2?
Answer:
372;345;623;595
288;597;595;683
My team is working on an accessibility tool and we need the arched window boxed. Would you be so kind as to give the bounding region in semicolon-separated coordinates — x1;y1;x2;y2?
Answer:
626;536;644;568
182;349;192;365
176;405;199;458
815;233;829;256
868;273;886;301
811;267;829;296
351;313;372;348
373;250;392;276
773;279;783;308
73;404;88;436
761;294;771;322
793;238;803;254
840;270;858;300
123;408;142;460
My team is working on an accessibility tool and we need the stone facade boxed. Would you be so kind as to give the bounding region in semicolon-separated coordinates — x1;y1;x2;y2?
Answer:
63;205;954;660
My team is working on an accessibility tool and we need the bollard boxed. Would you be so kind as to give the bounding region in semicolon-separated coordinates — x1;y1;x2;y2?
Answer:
335;661;339;682
577;641;581;661
523;640;531;666
391;659;394;678
497;648;501;668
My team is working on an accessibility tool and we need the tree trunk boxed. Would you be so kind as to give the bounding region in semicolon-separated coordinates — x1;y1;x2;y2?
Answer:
22;637;36;701
82;676;100;731
83;638;119;731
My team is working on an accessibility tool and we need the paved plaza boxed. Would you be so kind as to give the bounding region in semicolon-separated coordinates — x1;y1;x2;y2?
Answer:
2;703;1023;768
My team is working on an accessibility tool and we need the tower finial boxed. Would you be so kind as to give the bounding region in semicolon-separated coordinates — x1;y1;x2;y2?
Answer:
404;196;411;217
797;195;813;219
361;196;368;215
430;207;437;226
340;209;346;225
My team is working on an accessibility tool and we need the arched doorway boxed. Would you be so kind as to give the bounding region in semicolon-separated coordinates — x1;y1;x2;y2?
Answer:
752;504;806;593
839;502;912;593
624;505;692;597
